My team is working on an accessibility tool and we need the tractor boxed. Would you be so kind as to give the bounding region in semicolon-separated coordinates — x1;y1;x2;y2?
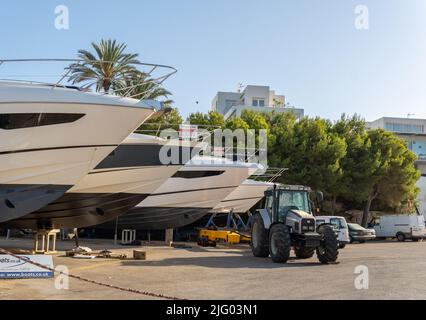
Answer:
251;184;339;264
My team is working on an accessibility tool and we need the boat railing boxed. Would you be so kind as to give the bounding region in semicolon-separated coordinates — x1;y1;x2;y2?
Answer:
134;123;221;141
250;167;288;182
0;58;177;101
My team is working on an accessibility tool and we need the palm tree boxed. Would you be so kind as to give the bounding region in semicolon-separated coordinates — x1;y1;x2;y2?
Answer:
68;39;140;92
113;71;174;104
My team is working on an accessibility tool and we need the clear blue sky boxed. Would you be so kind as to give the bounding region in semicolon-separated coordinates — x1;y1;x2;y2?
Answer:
0;0;425;121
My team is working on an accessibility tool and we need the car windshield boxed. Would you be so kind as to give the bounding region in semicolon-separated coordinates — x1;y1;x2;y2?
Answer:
316;219;326;226
330;218;347;229
348;223;365;231
278;190;310;216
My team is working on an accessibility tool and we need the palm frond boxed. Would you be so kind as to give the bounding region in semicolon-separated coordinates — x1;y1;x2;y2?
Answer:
67;39;140;92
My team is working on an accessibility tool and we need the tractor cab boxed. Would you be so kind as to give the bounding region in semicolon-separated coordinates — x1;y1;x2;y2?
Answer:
265;185;314;224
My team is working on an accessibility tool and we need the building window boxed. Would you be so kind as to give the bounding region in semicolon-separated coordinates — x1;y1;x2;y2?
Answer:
411;140;426;159
384;122;424;134
0;113;85;130
252;98;265;107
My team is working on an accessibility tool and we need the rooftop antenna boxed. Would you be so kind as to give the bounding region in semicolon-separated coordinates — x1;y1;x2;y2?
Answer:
237;83;244;93
407;113;415;118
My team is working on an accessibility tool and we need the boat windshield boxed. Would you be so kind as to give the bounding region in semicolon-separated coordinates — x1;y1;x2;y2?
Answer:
277;191;310;217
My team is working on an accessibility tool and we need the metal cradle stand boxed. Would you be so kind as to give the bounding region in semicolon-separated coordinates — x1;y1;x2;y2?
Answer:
121;229;136;245
34;229;60;254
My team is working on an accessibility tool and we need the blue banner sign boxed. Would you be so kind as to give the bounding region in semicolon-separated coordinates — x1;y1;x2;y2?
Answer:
0;255;54;279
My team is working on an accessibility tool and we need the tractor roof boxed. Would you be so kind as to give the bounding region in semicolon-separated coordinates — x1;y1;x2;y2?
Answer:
269;184;312;192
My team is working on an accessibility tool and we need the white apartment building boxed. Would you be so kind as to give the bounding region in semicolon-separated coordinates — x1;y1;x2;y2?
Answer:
211;85;304;120
367;117;426;161
367;117;426;217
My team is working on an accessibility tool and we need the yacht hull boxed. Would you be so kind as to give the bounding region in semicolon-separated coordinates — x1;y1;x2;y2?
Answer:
0;83;155;223
5;135;193;229
0;184;71;223
6;166;179;230
100;158;261;231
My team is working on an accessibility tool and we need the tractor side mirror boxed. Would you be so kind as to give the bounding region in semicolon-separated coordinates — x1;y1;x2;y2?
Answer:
316;191;324;203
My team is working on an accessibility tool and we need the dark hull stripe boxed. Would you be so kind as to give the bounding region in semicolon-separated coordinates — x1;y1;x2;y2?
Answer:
88;165;181;175
219;196;263;203
95;144;198;169
124;207;212;220
0;144;117;156
88;168;139;175
128;214;207;227
99;207;212;231
4;192;150;229
35;193;143;215
150;185;239;197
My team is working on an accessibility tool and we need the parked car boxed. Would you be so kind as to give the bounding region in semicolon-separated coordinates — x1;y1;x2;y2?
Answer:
348;223;376;243
316;216;350;248
371;215;425;242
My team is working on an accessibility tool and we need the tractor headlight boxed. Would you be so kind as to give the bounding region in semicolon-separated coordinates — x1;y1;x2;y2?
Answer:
301;218;316;233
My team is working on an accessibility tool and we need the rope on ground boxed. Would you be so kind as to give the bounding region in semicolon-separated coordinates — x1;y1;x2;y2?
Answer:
0;247;186;300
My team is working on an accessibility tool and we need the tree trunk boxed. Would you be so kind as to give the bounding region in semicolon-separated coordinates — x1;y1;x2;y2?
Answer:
361;197;373;227
331;195;337;214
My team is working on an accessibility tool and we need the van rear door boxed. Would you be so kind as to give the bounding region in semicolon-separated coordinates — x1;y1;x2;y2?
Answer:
411;216;426;237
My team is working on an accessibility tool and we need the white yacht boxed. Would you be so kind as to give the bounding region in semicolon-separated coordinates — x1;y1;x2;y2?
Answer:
0;82;157;223
5;134;201;229
212;179;274;214
110;157;263;230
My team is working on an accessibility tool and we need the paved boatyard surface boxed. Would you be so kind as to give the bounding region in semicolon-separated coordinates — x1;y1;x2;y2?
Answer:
0;238;425;300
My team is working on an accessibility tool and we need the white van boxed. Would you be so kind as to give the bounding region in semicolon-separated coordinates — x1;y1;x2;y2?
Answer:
372;215;426;242
316;216;350;248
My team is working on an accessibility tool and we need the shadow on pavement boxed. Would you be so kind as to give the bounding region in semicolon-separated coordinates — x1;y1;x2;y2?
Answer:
120;254;328;269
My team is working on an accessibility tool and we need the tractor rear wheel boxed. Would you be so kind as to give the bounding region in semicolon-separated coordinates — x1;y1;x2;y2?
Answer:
294;246;315;259
251;213;270;257
269;224;291;263
316;225;339;264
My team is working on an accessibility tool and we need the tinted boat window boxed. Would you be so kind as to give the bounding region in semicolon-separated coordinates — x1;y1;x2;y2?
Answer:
39;113;84;126
172;170;225;179
0;113;85;130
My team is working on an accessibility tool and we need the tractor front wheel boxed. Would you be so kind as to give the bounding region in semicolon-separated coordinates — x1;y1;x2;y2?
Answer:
316;225;339;264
